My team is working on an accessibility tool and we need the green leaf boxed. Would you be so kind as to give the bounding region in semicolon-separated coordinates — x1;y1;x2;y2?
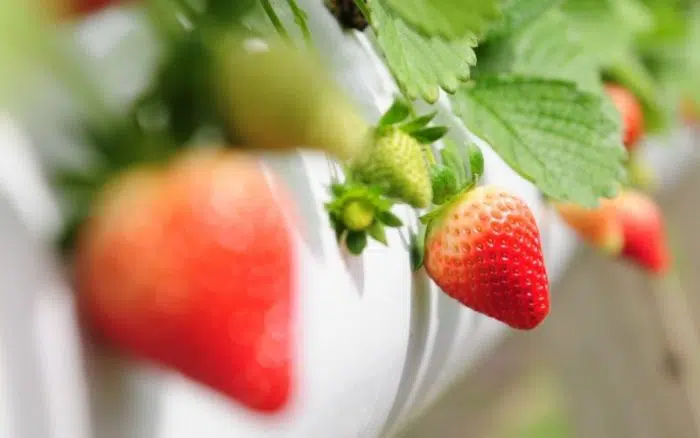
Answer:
148;33;219;146
475;9;601;93
377;210;403;227
639;4;700;118
635;1;690;50
379;98;412;126
370;0;478;103
346;231;368;254
560;0;653;67
450;76;627;207
411;126;448;144
382;0;501;40
399;111;437;133
328;214;346;241
330;183;346;197
367;221;388;245
605;51;671;134
410;225;427;271
488;0;561;39
52;169;101;191
505;11;601;93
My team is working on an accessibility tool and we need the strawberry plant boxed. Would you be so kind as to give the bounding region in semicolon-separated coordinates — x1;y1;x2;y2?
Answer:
1;0;698;398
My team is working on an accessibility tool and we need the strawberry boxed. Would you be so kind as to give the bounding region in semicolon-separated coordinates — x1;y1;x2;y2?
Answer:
213;37;371;162
423;186;550;330
555;198;623;255
611;190;671;275
604;83;645;151
352;128;432;208
74;148;295;412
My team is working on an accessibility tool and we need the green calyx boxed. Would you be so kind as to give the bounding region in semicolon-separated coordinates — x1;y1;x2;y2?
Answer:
427;138;484;208
430;164;458;205
325;182;403;255
411;139;485;269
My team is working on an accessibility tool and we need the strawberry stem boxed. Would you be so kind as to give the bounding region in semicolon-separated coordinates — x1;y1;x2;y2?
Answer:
419;181;475;224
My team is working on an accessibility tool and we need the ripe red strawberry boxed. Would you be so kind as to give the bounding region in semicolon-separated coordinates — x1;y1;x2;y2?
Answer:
74;148;295;412
555;199;623;255
423;186;550;330
604;83;645;151
611;190;671;275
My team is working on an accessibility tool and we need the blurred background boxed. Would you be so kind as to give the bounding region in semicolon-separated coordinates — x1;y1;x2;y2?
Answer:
402;163;700;438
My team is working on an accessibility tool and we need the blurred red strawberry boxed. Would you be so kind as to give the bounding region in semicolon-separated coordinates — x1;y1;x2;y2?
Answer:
612;190;671;275
75;148;296;412
605;83;645;151
555;198;624;255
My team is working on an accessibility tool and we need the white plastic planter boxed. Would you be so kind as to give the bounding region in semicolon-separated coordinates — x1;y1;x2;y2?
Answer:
0;3;699;438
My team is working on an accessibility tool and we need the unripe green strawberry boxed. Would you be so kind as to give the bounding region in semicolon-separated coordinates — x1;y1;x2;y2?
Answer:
343;200;374;231
424;186;550;330
353;128;432;208
213;36;371;161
